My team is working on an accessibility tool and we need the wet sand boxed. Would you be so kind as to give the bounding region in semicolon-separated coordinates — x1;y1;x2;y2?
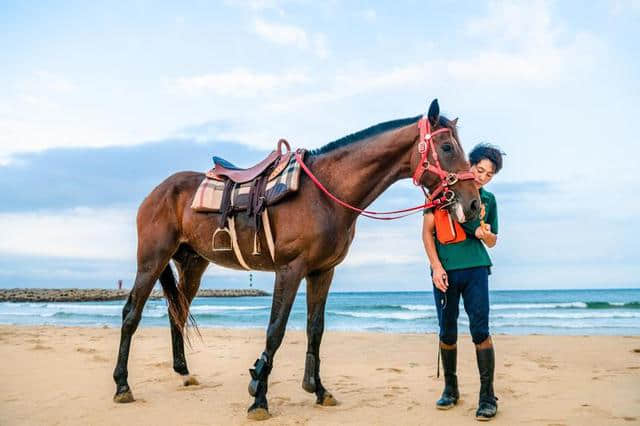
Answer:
1;325;639;425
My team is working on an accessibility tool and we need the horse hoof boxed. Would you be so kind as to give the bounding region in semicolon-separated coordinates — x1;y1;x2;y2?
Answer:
113;389;134;403
320;393;338;406
182;375;199;386
247;407;271;421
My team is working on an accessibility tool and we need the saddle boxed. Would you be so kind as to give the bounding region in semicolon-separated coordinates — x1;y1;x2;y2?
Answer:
209;139;291;183
191;139;304;269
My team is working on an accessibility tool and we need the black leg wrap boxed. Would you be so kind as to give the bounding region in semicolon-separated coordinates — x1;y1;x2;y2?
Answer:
248;352;272;397
302;352;318;393
476;346;498;420
436;346;459;409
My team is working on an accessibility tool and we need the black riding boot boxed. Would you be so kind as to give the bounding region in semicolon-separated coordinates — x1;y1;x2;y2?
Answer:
475;346;498;421
436;345;459;409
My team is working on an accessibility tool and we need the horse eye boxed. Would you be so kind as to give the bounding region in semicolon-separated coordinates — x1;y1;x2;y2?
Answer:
442;144;453;153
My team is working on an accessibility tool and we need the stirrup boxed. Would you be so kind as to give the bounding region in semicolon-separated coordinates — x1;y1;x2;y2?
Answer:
212;227;232;251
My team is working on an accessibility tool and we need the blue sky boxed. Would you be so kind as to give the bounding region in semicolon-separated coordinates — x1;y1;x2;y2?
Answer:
1;0;638;291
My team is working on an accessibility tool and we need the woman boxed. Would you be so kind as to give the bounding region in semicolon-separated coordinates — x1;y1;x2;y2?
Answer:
422;143;504;421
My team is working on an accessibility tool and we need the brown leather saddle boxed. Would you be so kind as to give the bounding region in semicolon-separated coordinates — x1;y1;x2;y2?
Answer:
208;139;292;258
210;139;291;183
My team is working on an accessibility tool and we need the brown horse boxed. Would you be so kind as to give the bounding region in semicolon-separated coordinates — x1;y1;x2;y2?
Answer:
112;99;480;419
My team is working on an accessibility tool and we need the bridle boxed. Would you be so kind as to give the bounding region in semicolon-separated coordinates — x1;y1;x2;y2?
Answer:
412;117;476;208
293;116;475;220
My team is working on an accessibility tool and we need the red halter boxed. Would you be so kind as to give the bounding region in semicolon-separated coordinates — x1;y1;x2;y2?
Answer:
413;117;475;206
293;116;476;220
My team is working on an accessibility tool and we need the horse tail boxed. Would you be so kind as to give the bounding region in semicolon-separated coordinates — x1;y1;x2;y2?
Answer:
158;264;200;344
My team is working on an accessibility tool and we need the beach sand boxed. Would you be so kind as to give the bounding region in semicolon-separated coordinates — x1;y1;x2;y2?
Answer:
1;325;639;425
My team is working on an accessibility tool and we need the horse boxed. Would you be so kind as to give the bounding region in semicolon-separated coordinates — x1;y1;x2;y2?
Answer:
112;99;481;420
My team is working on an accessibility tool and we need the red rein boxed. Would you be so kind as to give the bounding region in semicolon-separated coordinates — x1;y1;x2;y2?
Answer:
294;117;475;221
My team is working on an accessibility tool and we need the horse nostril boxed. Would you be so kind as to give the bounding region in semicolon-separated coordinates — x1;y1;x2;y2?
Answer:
470;200;479;212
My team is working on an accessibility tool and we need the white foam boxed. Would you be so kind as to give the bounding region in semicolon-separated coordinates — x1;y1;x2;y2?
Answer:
494;312;640;319
331;311;435;320
190;305;269;312
400;304;435;311
491;302;587;310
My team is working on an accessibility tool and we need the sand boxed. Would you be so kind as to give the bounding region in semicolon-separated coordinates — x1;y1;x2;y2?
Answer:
1;326;639;425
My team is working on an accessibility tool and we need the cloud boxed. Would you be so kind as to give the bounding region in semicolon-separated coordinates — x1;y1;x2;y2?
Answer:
173;68;309;96
253;18;330;57
0;207;136;260
32;71;77;93
609;0;640;15
361;8;376;22
271;1;603;113
226;0;286;11
455;0;602;83
0;139;271;211
312;33;330;59
254;18;309;47
343;230;424;268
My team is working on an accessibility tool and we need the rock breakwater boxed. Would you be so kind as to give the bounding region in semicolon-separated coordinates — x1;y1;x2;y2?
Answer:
0;288;270;302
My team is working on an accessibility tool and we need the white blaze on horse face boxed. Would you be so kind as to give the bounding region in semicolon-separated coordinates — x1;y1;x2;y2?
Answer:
454;202;466;223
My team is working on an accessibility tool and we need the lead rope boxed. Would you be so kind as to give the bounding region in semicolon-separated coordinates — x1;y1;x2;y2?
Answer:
294;151;451;220
436;289;448;378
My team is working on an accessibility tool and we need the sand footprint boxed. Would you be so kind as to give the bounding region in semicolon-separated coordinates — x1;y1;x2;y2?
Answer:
92;354;109;362
376;367;404;373
31;344;53;350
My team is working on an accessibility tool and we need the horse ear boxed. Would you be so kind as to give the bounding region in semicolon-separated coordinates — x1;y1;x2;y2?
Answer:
427;99;440;126
449;117;459;127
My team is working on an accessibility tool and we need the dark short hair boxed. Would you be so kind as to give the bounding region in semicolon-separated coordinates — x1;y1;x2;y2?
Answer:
469;143;505;173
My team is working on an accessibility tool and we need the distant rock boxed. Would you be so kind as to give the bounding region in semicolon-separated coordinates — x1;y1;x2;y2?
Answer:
0;288;270;302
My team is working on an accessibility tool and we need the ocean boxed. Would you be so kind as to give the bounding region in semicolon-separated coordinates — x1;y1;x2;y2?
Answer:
1;289;639;335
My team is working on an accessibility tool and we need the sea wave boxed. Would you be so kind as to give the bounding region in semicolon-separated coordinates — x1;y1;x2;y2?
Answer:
585;301;640;309
190;305;269;312
329;310;435;320
493;312;640;319
491;302;588;309
338;301;640;312
490;321;640;329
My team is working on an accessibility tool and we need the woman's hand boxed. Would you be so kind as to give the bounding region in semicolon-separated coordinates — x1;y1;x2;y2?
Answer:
432;265;448;292
475;224;497;248
475;223;490;239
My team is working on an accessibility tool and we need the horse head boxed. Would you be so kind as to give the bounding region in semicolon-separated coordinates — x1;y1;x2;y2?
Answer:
410;99;481;223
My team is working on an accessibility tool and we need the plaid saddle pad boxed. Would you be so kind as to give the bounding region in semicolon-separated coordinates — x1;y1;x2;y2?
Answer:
191;153;302;212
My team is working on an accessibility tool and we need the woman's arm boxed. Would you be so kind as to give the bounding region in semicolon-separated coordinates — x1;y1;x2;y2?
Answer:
422;212;448;292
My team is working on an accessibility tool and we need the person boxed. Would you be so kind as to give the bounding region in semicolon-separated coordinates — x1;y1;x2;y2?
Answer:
422;143;504;421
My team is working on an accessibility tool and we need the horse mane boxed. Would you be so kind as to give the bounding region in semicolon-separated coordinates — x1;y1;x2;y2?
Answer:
309;115;423;156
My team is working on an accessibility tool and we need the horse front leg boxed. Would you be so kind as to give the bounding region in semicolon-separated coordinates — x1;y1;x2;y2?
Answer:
247;261;305;420
302;268;337;406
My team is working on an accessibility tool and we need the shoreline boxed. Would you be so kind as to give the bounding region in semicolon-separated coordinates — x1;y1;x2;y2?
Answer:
0;288;270;303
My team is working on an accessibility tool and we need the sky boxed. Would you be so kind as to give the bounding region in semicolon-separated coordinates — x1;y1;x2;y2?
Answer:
1;0;639;291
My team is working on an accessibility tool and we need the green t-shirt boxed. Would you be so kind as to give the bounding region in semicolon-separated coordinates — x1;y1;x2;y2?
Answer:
425;188;498;271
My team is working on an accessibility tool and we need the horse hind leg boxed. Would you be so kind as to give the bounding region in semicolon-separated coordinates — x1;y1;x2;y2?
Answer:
164;246;209;387
113;227;180;403
302;268;337;406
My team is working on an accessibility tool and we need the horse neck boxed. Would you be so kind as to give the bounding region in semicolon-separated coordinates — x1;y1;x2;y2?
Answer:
308;123;418;221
